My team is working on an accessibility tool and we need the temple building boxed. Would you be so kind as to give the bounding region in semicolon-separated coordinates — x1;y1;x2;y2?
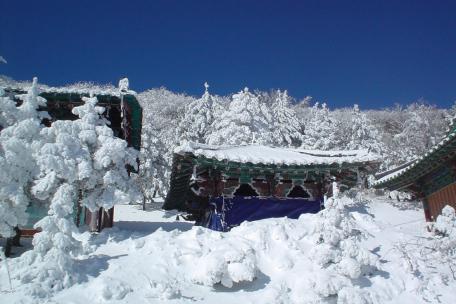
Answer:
373;120;456;222
163;142;380;231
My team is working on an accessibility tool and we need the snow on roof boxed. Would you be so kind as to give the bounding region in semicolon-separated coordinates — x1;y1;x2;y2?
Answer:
373;125;456;187
175;142;380;167
372;164;414;186
0;75;136;97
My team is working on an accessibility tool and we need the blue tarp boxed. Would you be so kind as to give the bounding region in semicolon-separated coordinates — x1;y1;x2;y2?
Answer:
205;196;323;231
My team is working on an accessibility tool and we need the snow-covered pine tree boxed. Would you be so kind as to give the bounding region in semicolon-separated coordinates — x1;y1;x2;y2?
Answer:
348;104;384;154
0;78;46;239
17;94;141;296
301;102;339;150
271;90;302;147
69;94;141;211
207;87;272;146
305;195;379;303
177;82;214;143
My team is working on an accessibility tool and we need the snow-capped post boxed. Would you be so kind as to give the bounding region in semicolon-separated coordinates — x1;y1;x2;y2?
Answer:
119;77;131;145
332;181;339;198
119;77;129;93
204;81;209;93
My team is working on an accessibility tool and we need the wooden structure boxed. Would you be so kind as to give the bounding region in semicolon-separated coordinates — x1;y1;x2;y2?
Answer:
373;121;456;222
164;143;380;230
2;84;142;235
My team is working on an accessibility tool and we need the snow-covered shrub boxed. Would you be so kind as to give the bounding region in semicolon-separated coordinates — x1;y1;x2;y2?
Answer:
432;205;456;273
434;205;456;237
297;195;379;302
188;233;257;288
394;205;456;302
101;277;132;300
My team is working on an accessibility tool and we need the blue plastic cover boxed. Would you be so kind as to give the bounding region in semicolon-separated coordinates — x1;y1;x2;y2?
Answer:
205;196;323;231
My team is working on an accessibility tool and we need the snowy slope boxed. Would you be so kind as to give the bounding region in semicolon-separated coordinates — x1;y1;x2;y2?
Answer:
1;195;455;304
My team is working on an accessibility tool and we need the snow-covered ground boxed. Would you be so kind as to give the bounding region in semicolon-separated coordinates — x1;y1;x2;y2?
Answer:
1;195;455;303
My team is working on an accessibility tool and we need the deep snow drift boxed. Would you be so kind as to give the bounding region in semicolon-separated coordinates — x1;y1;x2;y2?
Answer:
1;194;455;304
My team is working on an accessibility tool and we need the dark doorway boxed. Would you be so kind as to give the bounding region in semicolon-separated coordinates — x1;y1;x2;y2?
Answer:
106;106;122;138
287;185;310;198
233;184;259;197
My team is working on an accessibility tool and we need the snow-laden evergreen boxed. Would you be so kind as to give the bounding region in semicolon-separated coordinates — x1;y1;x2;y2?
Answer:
0;78;46;238
270;90;302;147
347;104;384;155
69;95;140;211
0;88;20;129
10;94;141;297
301;102;339;150
207;87;272;146
17;184;81;297
31;94;139;212
177;82;215;143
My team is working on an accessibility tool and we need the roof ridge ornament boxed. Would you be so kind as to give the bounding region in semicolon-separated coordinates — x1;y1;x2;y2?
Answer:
118;77;129;93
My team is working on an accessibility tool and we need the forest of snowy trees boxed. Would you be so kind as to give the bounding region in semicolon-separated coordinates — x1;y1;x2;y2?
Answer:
139;83;451;197
0;76;448;200
0;75;451;201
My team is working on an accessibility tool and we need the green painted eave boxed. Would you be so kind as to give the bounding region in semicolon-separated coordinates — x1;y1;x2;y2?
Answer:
374;128;456;191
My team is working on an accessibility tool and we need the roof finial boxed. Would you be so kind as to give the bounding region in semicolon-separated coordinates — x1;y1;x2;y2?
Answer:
204;81;209;93
119;77;129;92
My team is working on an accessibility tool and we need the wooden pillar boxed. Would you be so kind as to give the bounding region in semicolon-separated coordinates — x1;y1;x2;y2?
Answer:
266;174;275;197
416;182;432;222
213;170;223;197
422;197;432;222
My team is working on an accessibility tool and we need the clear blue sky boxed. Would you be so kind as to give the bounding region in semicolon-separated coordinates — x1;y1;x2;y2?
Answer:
1;0;455;108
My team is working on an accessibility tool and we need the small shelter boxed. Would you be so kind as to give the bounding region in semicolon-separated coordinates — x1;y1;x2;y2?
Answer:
164;142;380;231
373;121;456;222
2;79;142;235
